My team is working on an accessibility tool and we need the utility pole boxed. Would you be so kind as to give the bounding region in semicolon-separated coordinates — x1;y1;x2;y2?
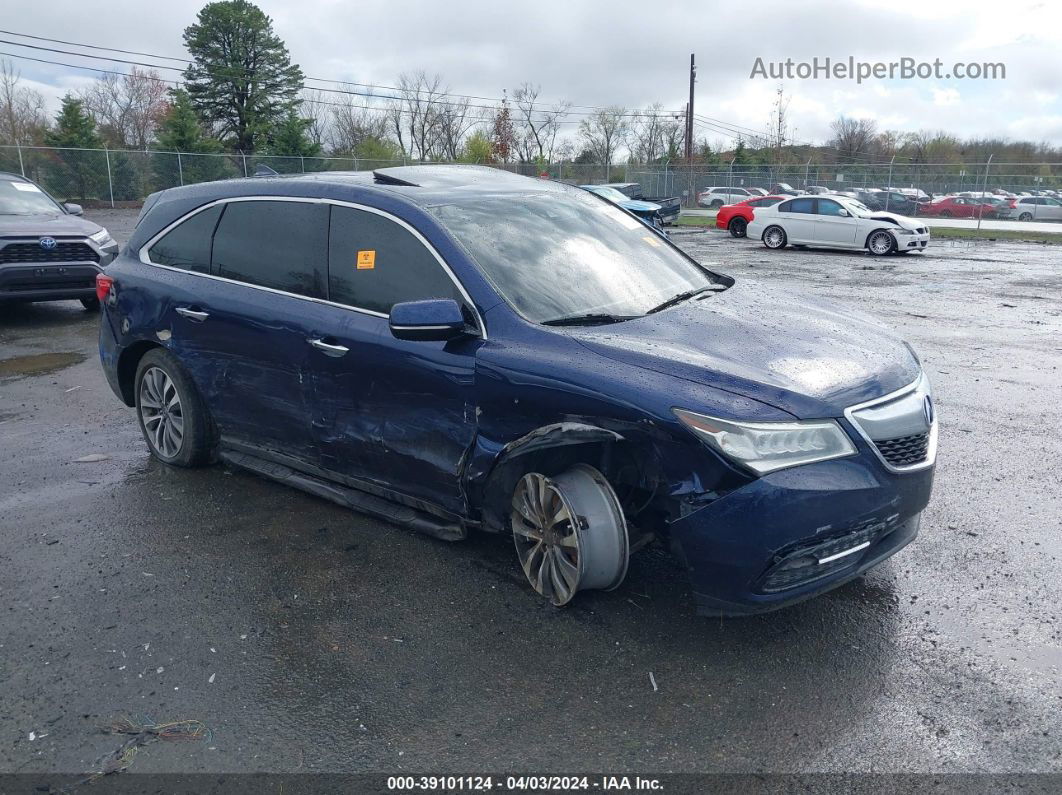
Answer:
685;54;696;162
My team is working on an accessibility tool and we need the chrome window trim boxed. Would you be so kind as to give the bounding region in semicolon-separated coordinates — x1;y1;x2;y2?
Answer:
137;195;486;338
843;371;937;474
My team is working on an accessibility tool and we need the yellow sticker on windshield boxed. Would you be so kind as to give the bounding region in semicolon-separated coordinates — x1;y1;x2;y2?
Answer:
642;235;661;248
356;250;375;270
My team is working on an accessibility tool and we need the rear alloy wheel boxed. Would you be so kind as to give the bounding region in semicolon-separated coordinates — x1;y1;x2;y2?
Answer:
938;210;951;218
1019;212;1033;221
763;225;787;249
729;217;748;238
710;200;724;209
867;230;897;256
134;348;215;467
510;465;628;607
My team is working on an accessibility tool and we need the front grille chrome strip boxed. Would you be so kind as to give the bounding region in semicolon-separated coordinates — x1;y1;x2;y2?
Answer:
843;372;937;474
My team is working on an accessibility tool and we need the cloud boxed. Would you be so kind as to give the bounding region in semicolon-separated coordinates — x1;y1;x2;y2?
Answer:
4;0;1061;146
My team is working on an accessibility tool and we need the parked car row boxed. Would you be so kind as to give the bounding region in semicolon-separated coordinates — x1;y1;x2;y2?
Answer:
702;182;1062;221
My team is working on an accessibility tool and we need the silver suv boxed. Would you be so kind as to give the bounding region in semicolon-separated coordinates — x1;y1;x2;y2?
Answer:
0;172;119;309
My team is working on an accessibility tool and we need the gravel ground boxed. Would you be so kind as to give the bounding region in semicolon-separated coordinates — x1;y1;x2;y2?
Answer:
1;210;1060;781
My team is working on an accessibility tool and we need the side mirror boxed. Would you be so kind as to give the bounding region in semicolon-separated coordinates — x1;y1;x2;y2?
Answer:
837;208;850;217
64;203;83;216
389;299;471;342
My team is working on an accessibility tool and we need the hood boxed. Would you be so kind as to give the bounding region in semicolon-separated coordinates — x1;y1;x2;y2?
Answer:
0;212;104;238
862;211;921;230
620;199;661;213
570;279;920;419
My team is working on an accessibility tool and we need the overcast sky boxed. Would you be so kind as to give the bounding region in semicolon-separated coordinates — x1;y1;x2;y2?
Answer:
5;0;1062;148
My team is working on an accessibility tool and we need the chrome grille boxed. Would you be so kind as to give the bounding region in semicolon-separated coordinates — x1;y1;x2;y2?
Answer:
845;373;936;473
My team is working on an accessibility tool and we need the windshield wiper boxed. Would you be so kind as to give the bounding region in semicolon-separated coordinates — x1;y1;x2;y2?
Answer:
645;284;723;314
541;313;638;327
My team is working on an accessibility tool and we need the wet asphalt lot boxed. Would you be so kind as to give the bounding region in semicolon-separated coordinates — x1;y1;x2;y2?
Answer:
1;209;1061;779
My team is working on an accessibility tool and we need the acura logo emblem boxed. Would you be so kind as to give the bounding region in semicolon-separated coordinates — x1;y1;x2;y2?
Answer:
923;395;934;426
39;237;57;250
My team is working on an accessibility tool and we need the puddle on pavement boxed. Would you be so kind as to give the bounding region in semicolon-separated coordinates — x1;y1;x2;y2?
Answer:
0;351;85;379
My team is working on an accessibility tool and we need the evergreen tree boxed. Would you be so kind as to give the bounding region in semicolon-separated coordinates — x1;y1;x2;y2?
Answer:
153;89;231;188
265;109;321;158
44;95;105;200
182;0;304;154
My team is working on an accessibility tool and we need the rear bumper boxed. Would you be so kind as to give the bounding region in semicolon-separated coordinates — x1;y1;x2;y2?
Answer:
669;452;934;617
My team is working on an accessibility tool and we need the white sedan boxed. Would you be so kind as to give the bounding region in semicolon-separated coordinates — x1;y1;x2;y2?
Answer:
746;195;930;255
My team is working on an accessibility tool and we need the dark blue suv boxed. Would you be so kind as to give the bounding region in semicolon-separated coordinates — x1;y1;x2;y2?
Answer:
98;166;936;616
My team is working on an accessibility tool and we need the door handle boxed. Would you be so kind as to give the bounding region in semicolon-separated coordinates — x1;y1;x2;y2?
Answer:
175;306;209;322
308;337;349;357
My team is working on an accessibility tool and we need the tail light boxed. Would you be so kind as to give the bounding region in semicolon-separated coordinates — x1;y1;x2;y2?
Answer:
1008;200;1018;209
95;272;115;302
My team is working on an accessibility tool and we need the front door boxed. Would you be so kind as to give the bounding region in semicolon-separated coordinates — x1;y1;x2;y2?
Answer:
813;198;858;245
305;204;481;515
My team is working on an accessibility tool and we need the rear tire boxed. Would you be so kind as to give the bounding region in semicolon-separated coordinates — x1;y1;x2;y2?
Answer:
938;210;951;218
80;297;100;311
728;217;747;238
710;200;724;209
1019;212;1033;221
763;225;787;249
134;348;215;467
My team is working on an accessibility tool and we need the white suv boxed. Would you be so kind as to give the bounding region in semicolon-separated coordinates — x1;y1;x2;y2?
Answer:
697;186;755;208
1012;196;1062;222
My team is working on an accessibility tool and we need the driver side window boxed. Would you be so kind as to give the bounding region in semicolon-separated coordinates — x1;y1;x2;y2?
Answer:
817;200;847;216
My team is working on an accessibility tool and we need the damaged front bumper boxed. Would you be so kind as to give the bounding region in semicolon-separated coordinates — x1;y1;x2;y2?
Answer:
668;451;933;616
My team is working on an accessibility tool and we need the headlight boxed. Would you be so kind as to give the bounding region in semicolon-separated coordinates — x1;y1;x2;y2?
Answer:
90;229;115;245
896;228;916;235
673;409;857;475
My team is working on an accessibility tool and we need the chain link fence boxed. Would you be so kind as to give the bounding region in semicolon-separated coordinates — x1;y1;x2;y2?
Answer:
629;162;1062;206
0;144;626;206
3;144;1060;209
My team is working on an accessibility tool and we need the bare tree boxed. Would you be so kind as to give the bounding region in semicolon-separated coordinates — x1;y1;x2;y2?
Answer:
79;67;168;149
578;106;629;177
300;89;330;149
436;96;481;161
829;115;878;162
629;103;682;163
512;82;569;164
0;58;47;145
330;94;390;155
388;71;449;161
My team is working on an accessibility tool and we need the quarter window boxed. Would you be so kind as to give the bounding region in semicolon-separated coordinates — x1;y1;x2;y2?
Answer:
211;201;328;298
327;206;462;315
147;205;223;273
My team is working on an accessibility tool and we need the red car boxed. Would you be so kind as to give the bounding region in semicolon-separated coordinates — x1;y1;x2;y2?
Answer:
715;195;786;237
918;196;996;219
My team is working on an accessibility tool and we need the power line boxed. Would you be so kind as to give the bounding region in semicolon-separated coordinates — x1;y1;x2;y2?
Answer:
0;29;691;121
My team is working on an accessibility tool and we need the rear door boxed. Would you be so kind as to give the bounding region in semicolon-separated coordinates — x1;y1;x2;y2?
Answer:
304;204;482;515
776;197;816;242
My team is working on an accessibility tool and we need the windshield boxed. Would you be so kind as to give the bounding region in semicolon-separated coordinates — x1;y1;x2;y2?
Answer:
587;186;630;203
430;191;719;324
0;180;64;215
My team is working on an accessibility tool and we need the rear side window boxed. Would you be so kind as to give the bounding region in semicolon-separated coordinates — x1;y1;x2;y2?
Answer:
211;201;327;298
147;205;223;273
780;198;814;213
327;206;462;315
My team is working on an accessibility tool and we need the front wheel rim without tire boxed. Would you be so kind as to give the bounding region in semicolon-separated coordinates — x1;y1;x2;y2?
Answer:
511;466;627;607
869;231;894;255
139;366;184;458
